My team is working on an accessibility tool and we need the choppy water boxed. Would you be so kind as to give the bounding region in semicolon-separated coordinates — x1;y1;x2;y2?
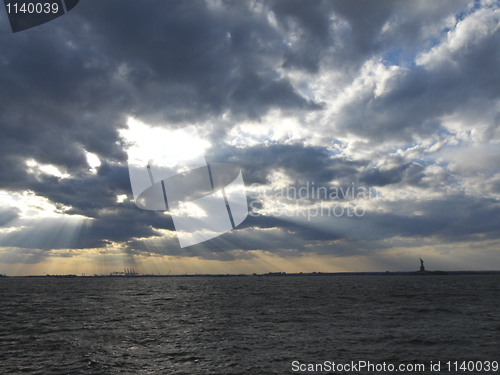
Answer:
0;275;499;374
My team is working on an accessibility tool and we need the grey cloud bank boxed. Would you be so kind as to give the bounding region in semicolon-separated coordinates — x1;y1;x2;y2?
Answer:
1;0;500;271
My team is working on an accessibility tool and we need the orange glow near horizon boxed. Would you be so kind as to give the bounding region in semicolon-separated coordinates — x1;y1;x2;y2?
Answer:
2;241;500;276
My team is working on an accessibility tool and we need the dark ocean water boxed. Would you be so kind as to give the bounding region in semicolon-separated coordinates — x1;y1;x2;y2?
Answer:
0;275;499;374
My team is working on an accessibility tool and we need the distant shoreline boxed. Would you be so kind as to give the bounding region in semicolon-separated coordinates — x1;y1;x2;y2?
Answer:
2;270;500;278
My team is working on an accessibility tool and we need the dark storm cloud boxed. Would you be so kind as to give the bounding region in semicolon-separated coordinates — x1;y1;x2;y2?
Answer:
208;143;447;193
332;4;500;143
0;160;176;251
330;0;396;57
69;0;323;121
28;163;132;217
360;162;427;187
206;143;366;185
364;195;500;243
124;214;344;260
267;0;471;75
335;65;500;143
233;194;500;257
328;1;470;55
0;0;327;254
122;191;500;259
74;203;176;249
270;0;333;72
0;0;322;185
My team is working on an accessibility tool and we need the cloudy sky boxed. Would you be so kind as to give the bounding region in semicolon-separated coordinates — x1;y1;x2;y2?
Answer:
1;0;500;276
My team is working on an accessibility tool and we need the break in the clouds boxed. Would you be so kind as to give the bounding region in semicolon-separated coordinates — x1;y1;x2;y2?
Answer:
1;0;500;273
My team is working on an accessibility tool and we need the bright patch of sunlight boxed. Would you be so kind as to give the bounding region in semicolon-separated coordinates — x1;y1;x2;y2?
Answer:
116;194;128;203
86;152;101;172
25;159;70;179
121;117;211;170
